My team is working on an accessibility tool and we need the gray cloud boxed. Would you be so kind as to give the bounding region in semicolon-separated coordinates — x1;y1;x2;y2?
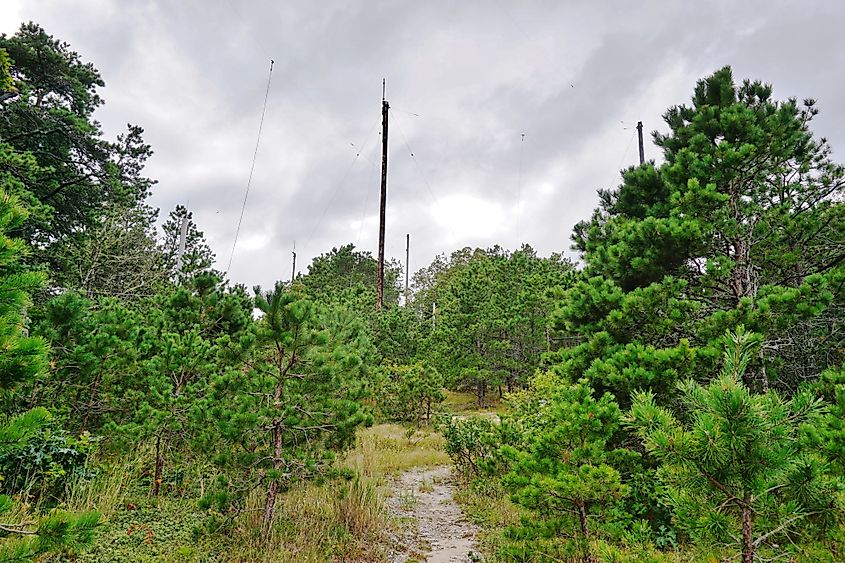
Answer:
3;0;844;289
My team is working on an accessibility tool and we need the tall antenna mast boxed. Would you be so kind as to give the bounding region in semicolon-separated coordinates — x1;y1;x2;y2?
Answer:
404;233;410;305
291;240;296;283
175;206;188;277
636;121;645;165
377;79;389;309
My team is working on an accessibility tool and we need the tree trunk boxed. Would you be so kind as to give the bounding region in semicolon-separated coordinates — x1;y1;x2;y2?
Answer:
741;504;754;563
576;501;595;563
153;433;164;496
262;421;284;537
476;379;486;408
80;372;103;433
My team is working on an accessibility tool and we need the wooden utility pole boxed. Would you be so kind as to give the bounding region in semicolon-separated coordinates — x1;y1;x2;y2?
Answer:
291;241;296;283
377;80;389;310
404;233;410;305
636;121;645;165
175;208;188;276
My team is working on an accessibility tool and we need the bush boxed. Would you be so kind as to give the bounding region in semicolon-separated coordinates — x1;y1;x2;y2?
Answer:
440;416;512;478
0;408;98;505
376;362;445;425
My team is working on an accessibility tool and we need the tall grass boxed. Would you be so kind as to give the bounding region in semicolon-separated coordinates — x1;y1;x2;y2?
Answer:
342;423;449;477
223;423;446;561
64;457;132;521
48;424;447;562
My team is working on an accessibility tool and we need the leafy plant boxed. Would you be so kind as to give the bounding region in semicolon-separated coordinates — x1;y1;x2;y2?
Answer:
441;416;508;478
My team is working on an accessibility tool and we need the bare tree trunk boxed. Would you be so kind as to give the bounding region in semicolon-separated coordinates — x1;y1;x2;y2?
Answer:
741;504;754;563
476;379;486;408
80;373;103;433
262;421;284;537
577;502;595;563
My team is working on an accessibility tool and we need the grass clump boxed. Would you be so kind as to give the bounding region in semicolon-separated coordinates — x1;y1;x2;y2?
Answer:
342;423;449;477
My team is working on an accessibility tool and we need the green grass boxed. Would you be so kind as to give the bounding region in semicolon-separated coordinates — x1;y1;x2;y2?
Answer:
442;390;507;415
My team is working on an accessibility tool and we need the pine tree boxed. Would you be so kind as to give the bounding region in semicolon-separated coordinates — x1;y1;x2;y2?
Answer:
0;187;98;560
0;24;158;268
381;362;445;426
30;293;141;431
628;327;842;562
421;246;575;404
160;205;217;280
503;380;630;562
0;460;98;561
0;190;46;393
56;203;166;299
207;282;371;536
560;66;844;403
299;243;402;308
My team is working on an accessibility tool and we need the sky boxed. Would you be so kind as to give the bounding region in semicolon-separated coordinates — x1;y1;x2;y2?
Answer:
2;1;844;289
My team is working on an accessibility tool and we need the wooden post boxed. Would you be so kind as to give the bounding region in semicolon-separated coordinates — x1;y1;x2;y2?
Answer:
377;80;389;309
404;233;410;305
636;121;645;165
175;207;188;277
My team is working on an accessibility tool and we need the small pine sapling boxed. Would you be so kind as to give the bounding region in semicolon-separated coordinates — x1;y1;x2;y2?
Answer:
628;326;842;563
503;380;629;562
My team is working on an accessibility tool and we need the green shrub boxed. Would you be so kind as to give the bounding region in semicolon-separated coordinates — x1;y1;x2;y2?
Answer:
0;408;98;505
440;416;513;478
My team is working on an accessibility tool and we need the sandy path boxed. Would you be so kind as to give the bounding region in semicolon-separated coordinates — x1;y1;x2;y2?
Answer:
386;465;481;562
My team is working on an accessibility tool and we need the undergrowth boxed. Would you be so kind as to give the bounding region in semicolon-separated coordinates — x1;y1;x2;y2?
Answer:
44;423;446;562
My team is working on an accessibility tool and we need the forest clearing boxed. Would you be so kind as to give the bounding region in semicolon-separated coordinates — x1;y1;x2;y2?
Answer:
2;8;845;563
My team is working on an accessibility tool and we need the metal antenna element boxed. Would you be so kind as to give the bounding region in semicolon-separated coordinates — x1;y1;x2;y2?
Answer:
227;58;274;273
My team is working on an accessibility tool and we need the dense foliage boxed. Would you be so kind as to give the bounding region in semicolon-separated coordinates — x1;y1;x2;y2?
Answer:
440;67;845;563
2;21;844;563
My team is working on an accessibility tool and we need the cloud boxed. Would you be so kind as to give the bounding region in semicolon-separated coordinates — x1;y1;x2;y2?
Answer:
4;0;844;289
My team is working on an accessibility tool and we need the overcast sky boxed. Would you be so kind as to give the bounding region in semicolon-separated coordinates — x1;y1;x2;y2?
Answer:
2;1;843;289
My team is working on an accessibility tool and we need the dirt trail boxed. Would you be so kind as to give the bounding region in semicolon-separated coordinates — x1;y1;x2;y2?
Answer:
387;465;480;562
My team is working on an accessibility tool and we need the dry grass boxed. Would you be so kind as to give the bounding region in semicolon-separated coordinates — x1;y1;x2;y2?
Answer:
442;390;507;416
227;474;388;562
341;423;449;477
417;478;434;493
224;423;447;562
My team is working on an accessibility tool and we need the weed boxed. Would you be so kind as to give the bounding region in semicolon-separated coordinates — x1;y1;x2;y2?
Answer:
396;488;418;511
64;457;130;521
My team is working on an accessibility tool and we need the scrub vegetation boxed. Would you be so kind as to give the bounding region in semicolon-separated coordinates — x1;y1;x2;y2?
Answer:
1;22;844;563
